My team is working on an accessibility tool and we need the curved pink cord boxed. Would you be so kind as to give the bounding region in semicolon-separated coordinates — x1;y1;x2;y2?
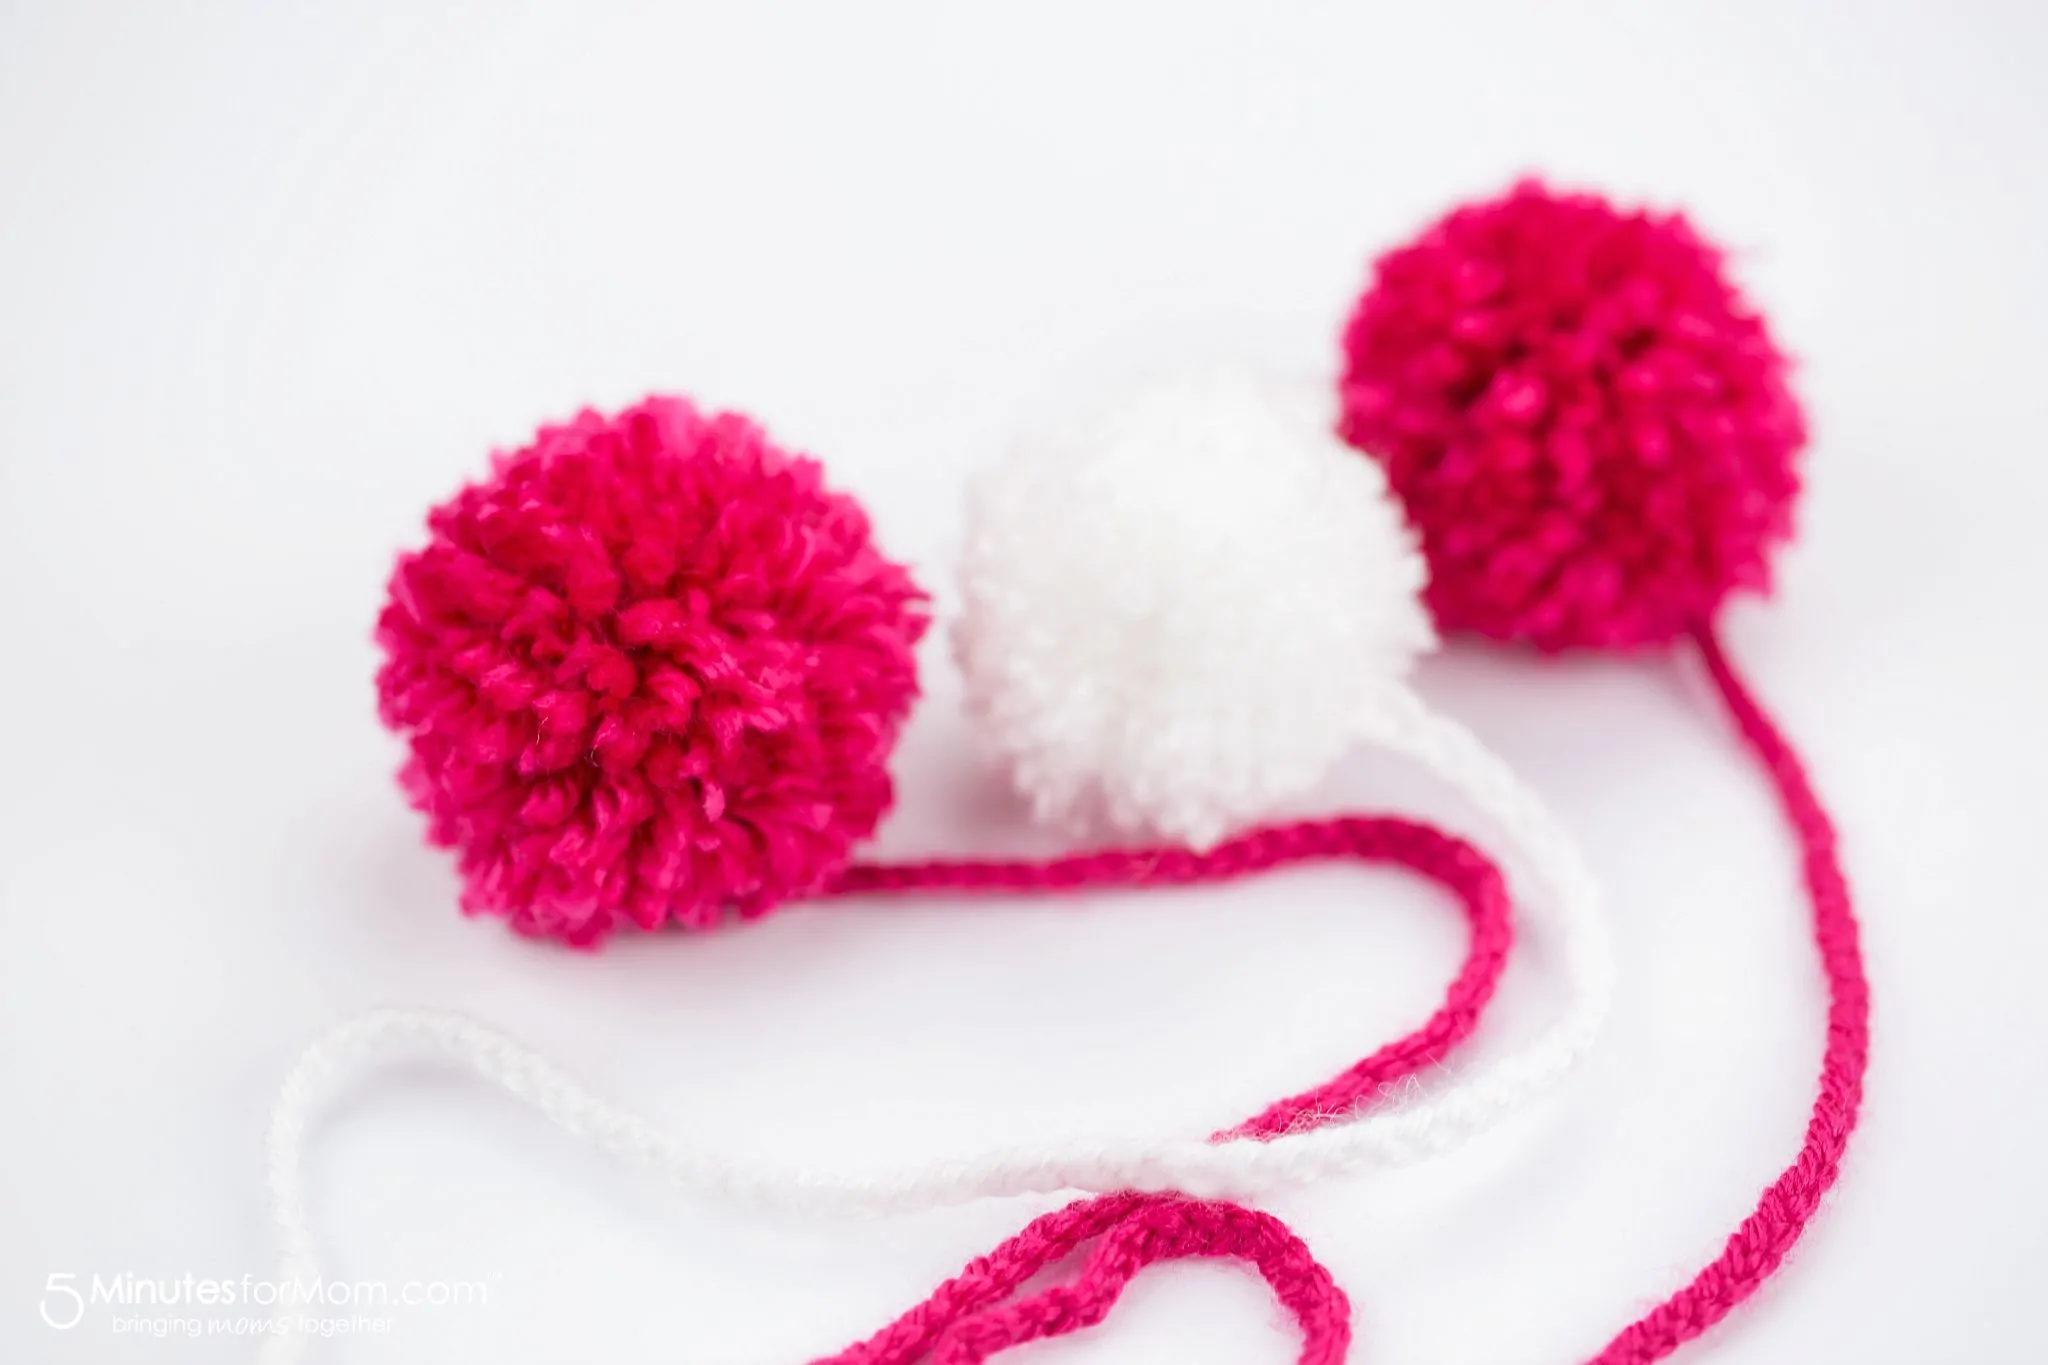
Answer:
829;817;1514;1142
818;1193;1351;1365
823;626;1867;1363
815;815;1513;1365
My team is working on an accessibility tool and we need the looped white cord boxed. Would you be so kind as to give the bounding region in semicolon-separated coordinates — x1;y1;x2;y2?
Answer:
259;696;1610;1361
1366;693;1614;1124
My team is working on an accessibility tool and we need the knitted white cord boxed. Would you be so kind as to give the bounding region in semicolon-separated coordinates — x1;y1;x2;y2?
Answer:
258;701;1608;1362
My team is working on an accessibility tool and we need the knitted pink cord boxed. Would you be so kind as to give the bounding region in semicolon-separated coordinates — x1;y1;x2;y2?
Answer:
816;816;1513;1365
829;817;1514;1141
824;627;1867;1364
815;1193;1350;1365
1585;625;1869;1363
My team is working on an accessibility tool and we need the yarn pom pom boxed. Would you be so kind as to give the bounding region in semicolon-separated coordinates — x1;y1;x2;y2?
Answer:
956;369;1435;848
376;397;928;945
1339;180;1806;650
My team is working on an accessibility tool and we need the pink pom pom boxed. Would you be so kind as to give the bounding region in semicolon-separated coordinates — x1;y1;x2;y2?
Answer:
376;397;928;945
1339;180;1806;650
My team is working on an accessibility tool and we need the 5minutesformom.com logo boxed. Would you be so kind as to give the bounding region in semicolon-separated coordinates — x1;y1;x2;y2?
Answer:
39;1272;489;1333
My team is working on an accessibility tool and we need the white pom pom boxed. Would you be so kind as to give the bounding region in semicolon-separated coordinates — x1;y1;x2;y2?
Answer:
955;368;1437;847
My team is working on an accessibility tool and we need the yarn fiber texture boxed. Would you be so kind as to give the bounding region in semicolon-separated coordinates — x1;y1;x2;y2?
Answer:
956;369;1435;847
1582;625;1867;1364
375;396;928;945
817;1196;1351;1365
262;815;1512;1365
1337;183;1868;1365
1339;180;1805;650
817;821;1510;1365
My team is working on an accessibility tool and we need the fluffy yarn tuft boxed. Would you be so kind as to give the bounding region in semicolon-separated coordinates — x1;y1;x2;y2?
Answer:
956;369;1435;848
1339;180;1806;650
376;397;928;945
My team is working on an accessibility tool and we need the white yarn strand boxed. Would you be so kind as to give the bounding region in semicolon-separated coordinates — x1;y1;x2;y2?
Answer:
259;705;1610;1363
1367;694;1614;1127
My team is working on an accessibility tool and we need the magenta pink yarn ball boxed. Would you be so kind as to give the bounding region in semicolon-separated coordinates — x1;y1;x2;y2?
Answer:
375;397;928;946
1338;180;1806;650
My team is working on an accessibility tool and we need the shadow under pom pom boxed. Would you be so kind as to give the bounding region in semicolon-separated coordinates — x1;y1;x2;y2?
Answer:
376;397;928;945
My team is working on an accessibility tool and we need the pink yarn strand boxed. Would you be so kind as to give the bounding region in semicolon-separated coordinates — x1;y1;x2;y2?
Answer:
814;1193;1351;1365
830;817;1515;1143
821;628;1867;1364
1587;624;1869;1363
815;816;1513;1365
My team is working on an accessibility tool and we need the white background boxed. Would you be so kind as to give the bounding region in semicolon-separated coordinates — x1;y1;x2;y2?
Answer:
3;2;2044;1362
